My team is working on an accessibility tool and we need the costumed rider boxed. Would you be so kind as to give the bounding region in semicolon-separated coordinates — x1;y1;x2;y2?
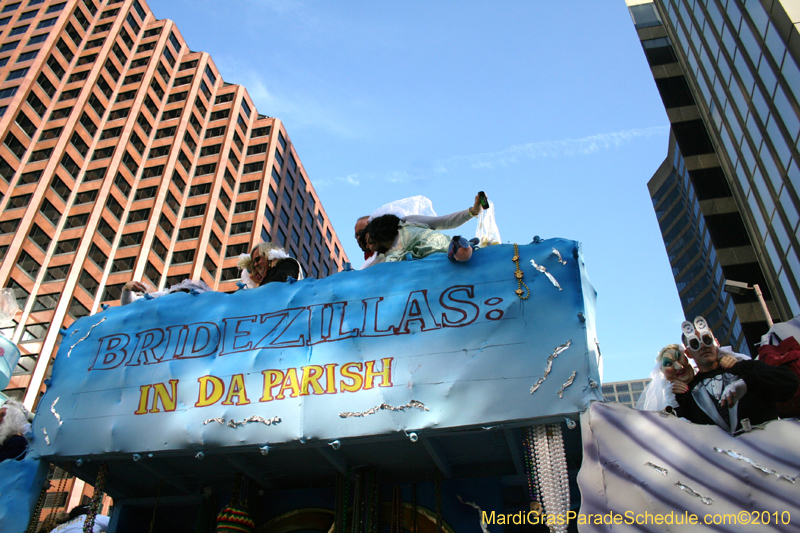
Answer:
355;193;492;269
238;242;304;288
674;316;799;434
0;399;33;462
637;340;747;412
50;505;110;533
120;279;213;305
364;213;475;264
636;344;696;412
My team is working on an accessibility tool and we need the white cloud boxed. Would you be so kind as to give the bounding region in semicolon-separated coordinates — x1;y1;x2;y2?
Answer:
241;71;357;139
219;68;359;139
339;174;360;185
441;126;669;171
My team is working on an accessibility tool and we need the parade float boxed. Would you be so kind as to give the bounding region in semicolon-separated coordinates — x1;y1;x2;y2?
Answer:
6;238;602;532
4;238;798;533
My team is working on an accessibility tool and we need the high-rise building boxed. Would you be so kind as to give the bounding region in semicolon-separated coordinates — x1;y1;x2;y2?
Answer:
0;0;348;418
628;0;800;352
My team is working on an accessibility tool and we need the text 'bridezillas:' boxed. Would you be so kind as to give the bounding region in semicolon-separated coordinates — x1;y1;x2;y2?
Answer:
88;285;505;371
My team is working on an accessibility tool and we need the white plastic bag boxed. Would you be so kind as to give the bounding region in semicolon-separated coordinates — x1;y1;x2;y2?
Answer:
476;199;501;247
0;288;19;328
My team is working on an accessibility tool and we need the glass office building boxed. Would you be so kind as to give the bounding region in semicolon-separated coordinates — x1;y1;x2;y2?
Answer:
628;0;800;351
649;132;749;352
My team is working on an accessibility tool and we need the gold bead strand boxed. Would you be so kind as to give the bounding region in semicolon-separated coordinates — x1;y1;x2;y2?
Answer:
512;244;530;300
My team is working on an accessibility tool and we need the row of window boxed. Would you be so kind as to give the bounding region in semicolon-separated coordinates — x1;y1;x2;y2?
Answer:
664;0;800;317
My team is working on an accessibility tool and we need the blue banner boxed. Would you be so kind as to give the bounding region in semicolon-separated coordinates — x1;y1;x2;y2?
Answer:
31;239;602;457
0;454;46;533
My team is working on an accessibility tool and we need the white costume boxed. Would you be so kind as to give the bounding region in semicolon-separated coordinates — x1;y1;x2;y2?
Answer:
361;195;499;269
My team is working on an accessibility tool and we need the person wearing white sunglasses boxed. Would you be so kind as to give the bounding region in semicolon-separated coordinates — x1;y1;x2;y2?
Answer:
675;316;799;434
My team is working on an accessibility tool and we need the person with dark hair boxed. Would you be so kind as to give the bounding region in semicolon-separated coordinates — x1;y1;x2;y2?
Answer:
51;505;110;532
355;193;487;268
238;242;303;287
0;400;31;462
364;214;474;264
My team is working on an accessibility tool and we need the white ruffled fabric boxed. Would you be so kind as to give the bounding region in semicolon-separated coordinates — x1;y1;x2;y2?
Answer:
368;195;437;222
240;269;258;289
267;249;290;261
636;364;679;412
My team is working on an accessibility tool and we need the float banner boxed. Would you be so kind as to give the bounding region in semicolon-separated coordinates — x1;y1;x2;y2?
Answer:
577;402;800;532
32;239;602;457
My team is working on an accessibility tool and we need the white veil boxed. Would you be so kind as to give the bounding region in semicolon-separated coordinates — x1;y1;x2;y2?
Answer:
635;363;679;412
368;195;437;222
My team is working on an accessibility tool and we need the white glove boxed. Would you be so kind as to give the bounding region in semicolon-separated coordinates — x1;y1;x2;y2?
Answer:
720;379;747;407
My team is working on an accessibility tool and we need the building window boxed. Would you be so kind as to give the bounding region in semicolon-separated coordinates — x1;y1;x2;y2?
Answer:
209;109;229;121
177;226;200;241
16;251;40;278
33;293;58;312
78;270;98;297
195;163;216;176
159;214;174;236
68;298;90;319
204;257;217;278
127;208;150;223
184;204;206;218
54;238;79;255
43;264;69;282
189;183;212;196
46;2;66;14
172;249;195;264
142;165;164;178
235;200;256;214
102;283;126;302
132;187;156;202
209;232;222;255
243;161;263;174
230;221;252;235
21;322;49;343
199;144;221;157
120;231;143;247
220;267;239;281
225;242;248;257
110;256;135;273
8;193;31;210
64;212;88;229
206;126;225;139
88;243;108;270
27;224;50;250
240;180;259;193
144;261;160;285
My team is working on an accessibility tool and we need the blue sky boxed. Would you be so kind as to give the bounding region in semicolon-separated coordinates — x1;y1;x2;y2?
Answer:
148;0;687;383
